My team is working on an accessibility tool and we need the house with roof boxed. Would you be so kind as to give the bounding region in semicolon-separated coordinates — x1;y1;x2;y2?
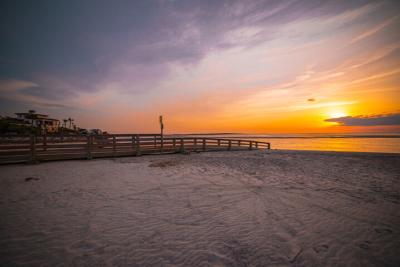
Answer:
15;110;60;133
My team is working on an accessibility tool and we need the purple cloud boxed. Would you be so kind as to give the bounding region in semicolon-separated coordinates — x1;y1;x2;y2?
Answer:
325;113;400;126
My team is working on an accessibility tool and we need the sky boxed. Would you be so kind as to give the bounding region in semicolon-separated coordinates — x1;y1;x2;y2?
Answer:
0;0;399;133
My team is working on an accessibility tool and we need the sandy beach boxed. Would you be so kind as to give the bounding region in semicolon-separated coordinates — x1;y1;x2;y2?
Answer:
0;150;399;266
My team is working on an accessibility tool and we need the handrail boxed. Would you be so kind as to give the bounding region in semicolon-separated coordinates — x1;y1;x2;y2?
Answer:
0;134;271;164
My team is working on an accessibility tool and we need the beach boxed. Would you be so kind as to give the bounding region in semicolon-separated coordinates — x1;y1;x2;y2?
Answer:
0;150;399;266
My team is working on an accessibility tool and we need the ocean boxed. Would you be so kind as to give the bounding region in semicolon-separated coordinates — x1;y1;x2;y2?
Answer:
176;133;400;154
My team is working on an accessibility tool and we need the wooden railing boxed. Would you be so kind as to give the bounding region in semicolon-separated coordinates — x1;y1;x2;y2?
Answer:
0;134;270;164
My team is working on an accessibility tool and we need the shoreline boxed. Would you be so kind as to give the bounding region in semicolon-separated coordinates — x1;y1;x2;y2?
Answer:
268;149;400;157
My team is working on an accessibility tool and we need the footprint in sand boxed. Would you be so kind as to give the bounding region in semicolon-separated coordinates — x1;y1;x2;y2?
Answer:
24;177;40;182
359;242;370;250
313;244;329;254
374;228;393;234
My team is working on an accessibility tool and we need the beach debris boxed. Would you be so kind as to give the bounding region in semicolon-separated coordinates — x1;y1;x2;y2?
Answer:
24;177;40;182
148;160;179;168
313;244;329;254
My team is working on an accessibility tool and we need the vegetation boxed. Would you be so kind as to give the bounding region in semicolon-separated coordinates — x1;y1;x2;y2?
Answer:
0;118;39;135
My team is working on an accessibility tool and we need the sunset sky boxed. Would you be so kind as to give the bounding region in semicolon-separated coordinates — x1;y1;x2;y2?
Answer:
0;0;399;133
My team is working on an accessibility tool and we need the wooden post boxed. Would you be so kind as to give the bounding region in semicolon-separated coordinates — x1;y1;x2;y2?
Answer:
173;138;176;149
154;136;157;148
112;135;116;157
43;134;47;151
30;135;37;163
132;135;135;151
202;138;206;151
194;138;197;152
268;143;271;149
255;142;258;149
160;135;164;153
228;140;231;151
218;139;221;147
160;115;164;152
180;138;184;153
249;141;253;150
135;134;141;156
86;135;92;160
238;140;241;147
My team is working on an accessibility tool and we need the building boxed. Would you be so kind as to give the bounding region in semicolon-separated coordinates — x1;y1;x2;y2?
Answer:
15;110;60;133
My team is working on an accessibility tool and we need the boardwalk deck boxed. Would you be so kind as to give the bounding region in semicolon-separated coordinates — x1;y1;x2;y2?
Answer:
0;134;270;164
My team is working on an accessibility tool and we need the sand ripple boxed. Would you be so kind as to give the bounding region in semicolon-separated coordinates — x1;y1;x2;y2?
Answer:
0;150;399;266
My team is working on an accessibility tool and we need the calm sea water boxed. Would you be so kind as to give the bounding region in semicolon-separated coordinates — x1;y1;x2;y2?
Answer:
178;133;400;153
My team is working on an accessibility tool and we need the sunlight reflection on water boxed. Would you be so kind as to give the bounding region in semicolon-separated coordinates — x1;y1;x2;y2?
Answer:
251;137;400;153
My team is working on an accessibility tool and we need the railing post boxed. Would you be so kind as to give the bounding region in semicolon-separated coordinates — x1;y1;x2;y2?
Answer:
255;142;258;149
218;139;221;147
228;140;231;151
154;136;157;148
238;140;241;147
249;141;253;150
136;134;141;156
30;134;37;163
160;134;164;153
132;135;135;151
180;138;185;153
173;138;176;149
202;138;206;151
268;143;271;149
112;135;116;157
43;134;47;151
86;135;92;160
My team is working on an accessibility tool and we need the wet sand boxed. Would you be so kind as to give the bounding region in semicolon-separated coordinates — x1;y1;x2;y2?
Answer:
0;150;399;266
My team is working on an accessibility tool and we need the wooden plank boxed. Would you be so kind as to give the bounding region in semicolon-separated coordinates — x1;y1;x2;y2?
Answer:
0;150;30;156
0;145;31;149
35;143;87;149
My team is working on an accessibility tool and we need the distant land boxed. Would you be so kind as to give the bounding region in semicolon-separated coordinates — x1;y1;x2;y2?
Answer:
169;133;400;138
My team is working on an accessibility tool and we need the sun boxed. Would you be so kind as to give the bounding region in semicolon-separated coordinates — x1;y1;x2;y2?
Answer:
327;109;348;119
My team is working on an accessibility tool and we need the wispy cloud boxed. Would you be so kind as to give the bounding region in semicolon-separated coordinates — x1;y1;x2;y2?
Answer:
350;15;399;44
0;79;72;109
291;101;357;111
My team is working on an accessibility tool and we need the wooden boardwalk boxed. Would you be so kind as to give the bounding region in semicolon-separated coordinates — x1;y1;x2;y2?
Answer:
0;134;270;164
